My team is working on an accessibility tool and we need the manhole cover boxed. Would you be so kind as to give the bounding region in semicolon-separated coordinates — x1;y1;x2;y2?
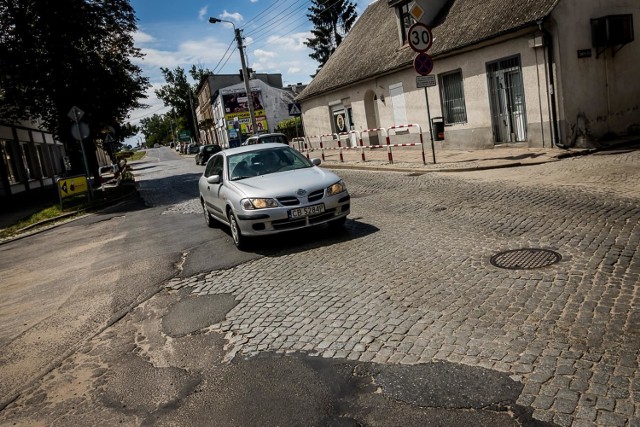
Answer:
490;248;561;270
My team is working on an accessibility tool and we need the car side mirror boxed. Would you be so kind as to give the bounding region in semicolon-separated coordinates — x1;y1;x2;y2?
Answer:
207;175;221;184
311;158;321;166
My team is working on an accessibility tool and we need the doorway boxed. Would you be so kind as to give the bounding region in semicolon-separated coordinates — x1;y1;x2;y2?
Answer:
487;56;528;144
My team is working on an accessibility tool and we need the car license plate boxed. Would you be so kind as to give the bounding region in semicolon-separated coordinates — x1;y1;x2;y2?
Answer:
289;203;325;219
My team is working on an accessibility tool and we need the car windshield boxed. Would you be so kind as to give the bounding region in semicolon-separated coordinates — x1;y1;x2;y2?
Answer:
228;147;312;181
259;135;287;144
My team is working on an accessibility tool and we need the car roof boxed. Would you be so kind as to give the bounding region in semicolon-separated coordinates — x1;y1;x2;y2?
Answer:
221;142;293;156
257;133;286;138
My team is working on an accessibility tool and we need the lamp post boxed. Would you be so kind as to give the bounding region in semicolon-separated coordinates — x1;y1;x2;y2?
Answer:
209;17;258;138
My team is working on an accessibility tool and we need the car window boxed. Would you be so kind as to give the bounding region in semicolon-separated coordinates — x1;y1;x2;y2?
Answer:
259;135;287;144
228;147;312;180
204;154;223;178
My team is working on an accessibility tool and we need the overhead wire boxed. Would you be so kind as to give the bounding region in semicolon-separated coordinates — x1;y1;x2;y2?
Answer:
246;0;344;52
212;37;237;73
243;0;311;38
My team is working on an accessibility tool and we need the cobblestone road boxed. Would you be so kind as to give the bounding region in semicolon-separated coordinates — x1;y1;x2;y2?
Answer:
159;149;639;426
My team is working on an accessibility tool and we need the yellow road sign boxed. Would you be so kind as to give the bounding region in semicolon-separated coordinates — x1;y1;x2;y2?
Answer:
58;175;88;199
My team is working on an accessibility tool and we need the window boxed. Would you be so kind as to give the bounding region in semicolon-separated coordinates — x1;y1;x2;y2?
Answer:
397;2;416;45
439;70;468;124
389;83;407;126
1;140;24;184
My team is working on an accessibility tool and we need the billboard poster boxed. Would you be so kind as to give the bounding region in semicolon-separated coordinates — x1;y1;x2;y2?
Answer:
222;89;268;135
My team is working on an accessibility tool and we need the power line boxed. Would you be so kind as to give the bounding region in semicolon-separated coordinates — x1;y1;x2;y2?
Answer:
212;37;236;73
246;0;344;52
242;0;287;28
244;1;311;38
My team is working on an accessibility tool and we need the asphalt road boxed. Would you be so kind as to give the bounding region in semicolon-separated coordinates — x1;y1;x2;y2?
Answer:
1;145;637;426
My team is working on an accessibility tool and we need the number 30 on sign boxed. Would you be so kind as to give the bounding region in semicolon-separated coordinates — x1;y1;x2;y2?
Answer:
408;23;433;53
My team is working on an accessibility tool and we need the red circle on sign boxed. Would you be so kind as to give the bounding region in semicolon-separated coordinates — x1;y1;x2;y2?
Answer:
407;23;433;53
413;53;434;76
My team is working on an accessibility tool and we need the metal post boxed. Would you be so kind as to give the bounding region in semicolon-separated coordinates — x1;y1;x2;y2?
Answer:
235;28;258;135
424;87;437;164
73;111;93;200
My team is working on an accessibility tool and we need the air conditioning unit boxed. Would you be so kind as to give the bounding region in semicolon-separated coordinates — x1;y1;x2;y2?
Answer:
591;14;634;48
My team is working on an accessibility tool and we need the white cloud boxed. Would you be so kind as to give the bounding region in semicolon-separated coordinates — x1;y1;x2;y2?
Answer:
133;31;155;44
220;10;243;23
198;6;208;21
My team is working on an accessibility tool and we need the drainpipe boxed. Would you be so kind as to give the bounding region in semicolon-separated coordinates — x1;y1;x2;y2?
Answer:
537;20;564;148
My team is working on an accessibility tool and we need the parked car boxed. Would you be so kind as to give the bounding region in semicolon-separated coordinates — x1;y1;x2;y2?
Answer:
195;144;222;165
243;133;289;146
188;144;200;154
199;143;350;250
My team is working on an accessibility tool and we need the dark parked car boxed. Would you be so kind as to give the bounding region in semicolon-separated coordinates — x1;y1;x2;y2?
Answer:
188;144;200;154
195;144;222;165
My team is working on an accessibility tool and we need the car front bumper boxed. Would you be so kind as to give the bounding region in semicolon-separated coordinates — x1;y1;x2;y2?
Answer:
235;193;351;236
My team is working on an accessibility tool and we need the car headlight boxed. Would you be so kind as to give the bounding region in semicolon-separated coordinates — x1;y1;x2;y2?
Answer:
241;198;279;210
326;180;346;196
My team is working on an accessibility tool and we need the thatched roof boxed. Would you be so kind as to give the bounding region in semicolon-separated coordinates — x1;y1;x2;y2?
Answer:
297;0;559;101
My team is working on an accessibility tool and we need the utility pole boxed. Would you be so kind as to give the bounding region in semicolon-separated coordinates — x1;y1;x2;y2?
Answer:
234;28;258;135
209;18;258;137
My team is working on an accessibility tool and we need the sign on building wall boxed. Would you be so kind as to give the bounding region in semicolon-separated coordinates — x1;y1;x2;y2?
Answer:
222;89;269;135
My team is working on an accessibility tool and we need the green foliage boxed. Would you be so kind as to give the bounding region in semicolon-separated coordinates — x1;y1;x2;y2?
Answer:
304;0;358;75
0;0;149;144
276;117;303;140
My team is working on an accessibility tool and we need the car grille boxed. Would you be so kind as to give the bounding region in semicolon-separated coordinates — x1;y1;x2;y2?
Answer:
277;196;299;206
307;189;324;202
272;208;337;230
276;189;325;207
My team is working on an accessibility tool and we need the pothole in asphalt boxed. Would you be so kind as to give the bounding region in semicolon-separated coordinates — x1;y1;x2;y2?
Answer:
490;248;562;270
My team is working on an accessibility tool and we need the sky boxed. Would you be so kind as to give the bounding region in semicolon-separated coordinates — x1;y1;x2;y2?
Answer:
126;0;374;142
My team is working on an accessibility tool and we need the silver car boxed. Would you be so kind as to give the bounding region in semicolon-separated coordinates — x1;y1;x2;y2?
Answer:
198;143;350;249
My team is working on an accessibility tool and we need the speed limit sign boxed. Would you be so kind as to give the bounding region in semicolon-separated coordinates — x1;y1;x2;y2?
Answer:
408;23;433;53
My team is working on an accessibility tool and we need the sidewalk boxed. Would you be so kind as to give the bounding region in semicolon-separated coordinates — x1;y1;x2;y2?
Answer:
317;143;591;173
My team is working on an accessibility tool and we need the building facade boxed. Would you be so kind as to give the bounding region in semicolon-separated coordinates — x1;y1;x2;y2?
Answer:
196;73;296;148
0;121;68;200
298;0;639;150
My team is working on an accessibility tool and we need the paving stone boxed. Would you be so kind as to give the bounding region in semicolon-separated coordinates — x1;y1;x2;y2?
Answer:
157;154;640;426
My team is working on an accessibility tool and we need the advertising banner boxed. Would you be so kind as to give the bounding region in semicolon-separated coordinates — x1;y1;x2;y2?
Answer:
222;90;268;135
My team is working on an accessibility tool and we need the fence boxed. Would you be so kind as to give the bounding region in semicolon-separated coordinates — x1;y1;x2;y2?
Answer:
299;124;432;165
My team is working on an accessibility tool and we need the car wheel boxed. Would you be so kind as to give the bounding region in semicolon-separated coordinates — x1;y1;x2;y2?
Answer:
228;210;246;250
202;200;215;228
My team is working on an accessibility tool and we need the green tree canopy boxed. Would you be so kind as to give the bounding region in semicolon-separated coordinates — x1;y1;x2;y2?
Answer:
304;0;357;75
154;65;212;143
0;0;149;144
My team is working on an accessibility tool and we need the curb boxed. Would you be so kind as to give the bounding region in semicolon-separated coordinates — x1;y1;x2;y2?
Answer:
321;158;560;174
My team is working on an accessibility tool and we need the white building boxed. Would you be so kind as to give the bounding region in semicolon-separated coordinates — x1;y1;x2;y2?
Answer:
298;0;639;150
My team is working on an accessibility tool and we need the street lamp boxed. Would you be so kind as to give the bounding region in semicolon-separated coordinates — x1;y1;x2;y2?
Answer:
209;17;258;138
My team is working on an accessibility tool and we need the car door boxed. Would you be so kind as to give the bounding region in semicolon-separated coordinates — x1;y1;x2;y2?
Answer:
201;154;226;221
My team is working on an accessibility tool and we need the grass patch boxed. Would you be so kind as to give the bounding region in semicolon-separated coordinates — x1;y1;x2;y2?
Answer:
129;150;146;161
0;185;137;240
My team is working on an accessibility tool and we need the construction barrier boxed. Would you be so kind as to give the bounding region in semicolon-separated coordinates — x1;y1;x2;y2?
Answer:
385;124;426;165
300;124;430;165
359;128;387;162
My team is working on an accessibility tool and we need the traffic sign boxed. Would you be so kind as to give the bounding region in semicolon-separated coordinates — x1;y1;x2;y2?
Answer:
57;175;88;199
67;106;84;121
416;75;436;88
288;103;302;116
413;52;434;76
407;23;433;53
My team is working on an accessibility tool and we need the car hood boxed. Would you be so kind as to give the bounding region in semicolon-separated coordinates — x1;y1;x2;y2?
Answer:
231;167;341;197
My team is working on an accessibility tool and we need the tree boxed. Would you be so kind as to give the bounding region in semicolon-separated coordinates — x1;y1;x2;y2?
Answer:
304;0;357;75
154;65;212;144
0;0;149;174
